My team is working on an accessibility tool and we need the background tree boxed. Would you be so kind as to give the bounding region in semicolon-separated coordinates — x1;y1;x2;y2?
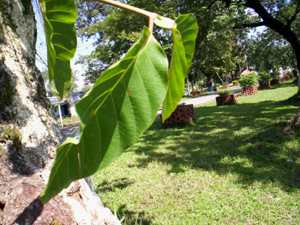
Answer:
224;0;300;91
77;0;247;85
246;30;296;74
77;0;176;82
78;0;300;92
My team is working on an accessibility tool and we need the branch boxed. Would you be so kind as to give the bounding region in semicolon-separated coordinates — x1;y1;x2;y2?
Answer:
244;0;299;45
234;21;265;29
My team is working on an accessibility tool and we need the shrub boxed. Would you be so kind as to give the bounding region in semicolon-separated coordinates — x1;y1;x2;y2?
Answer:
232;80;239;86
218;90;232;97
258;71;272;82
239;72;258;88
218;83;229;91
258;71;272;89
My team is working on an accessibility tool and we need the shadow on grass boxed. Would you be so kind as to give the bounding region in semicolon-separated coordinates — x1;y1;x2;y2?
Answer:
279;93;300;106
95;178;134;193
117;204;152;225
131;100;300;192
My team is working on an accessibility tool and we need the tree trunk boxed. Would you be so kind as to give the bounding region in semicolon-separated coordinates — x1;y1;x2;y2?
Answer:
0;1;120;224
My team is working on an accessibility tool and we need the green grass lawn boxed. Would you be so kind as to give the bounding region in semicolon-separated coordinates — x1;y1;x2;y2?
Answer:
93;84;300;225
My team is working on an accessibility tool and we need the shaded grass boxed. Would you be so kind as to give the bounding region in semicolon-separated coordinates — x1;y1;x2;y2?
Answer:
93;84;300;225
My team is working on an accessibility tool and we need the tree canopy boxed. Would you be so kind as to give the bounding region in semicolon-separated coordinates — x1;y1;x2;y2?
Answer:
77;0;300;87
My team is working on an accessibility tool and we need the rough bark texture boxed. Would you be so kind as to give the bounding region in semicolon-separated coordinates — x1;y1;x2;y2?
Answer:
0;1;120;224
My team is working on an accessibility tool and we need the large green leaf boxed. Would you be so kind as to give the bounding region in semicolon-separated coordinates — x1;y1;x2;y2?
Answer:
40;138;80;201
176;14;199;66
40;28;168;203
162;14;198;121
42;0;77;98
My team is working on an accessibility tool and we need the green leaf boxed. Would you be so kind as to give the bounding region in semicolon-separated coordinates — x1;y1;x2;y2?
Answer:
162;14;198;121
176;14;199;65
40;138;80;202
40;28;168;203
42;0;77;98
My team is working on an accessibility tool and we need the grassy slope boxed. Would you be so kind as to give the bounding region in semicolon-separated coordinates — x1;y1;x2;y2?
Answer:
93;85;300;225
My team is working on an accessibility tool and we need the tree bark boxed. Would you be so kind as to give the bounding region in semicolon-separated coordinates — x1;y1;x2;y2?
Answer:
0;1;120;224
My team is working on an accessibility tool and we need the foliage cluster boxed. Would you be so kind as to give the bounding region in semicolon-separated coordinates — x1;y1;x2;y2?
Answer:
239;72;258;88
246;31;296;74
232;80;239;86
258;71;272;82
77;0;248;84
77;0;300;88
258;71;272;89
218;89;232;96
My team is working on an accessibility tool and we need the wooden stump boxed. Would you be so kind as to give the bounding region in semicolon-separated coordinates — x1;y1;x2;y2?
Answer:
242;86;257;96
216;94;237;106
162;104;194;127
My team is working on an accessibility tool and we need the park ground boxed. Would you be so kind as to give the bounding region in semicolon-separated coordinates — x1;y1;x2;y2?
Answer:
92;83;300;225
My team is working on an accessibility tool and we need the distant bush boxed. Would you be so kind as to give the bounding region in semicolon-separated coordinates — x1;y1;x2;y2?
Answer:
232;80;239;86
258;71;272;82
218;83;229;90
239;72;258;88
218;90;232;96
258;71;272;89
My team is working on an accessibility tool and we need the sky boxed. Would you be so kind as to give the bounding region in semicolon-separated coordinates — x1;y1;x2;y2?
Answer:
244;8;267;39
